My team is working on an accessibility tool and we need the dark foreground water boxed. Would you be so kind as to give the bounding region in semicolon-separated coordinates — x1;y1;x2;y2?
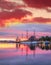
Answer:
0;43;51;65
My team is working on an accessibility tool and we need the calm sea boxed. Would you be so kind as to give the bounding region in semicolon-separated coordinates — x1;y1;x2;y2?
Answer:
0;43;51;65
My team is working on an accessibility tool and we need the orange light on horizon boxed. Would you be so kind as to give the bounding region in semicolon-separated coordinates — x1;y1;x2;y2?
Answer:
0;43;16;48
0;17;51;28
5;18;22;27
0;38;16;41
20;38;27;41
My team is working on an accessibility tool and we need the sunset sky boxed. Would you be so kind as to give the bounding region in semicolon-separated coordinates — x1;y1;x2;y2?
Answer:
0;0;51;39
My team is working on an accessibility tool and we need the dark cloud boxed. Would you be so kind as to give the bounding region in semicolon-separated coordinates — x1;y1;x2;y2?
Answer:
0;0;32;20
33;17;51;23
23;0;51;8
0;0;16;9
0;5;32;27
0;9;32;20
22;17;51;23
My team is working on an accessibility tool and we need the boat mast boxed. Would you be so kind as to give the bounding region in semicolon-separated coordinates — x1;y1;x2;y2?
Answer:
22;33;24;38
34;30;36;40
26;30;28;39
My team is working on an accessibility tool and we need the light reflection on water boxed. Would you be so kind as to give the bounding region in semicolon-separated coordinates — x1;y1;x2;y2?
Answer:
0;43;51;65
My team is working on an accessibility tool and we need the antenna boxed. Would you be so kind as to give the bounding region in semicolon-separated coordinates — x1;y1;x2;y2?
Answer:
26;30;28;39
22;33;24;38
16;36;19;42
33;30;36;40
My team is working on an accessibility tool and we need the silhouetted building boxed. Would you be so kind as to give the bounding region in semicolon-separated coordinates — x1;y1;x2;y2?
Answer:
28;36;36;41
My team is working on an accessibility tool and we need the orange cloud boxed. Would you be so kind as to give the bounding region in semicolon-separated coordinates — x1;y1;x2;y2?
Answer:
0;17;51;27
5;18;22;27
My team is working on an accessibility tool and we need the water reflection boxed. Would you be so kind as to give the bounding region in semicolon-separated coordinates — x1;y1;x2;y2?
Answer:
0;43;51;65
16;43;36;56
38;43;51;50
16;42;51;51
16;42;51;56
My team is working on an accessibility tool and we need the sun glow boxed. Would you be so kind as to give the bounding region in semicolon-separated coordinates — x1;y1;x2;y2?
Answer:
46;22;51;24
0;38;15;41
5;18;22;27
0;43;16;48
21;38;27;41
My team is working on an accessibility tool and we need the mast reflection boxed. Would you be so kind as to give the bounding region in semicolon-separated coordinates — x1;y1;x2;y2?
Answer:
16;43;36;56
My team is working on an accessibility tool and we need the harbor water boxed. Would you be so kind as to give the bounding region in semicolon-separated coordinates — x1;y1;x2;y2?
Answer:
0;42;51;65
